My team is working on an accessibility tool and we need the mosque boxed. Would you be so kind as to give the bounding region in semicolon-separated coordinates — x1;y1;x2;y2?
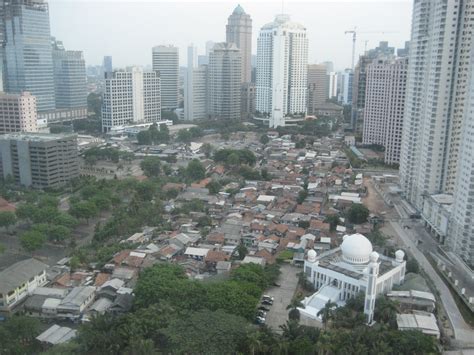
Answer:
299;233;406;324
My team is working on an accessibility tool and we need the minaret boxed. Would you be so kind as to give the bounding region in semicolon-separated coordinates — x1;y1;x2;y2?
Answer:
364;251;379;324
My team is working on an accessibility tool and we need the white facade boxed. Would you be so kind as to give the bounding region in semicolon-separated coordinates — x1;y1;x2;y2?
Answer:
102;68;161;132
0;92;37;134
152;45;179;109
328;72;338;99
362;57;407;165
256;14;308;128
184;45;208;121
300;234;406;322
449;38;474;265
400;0;474;209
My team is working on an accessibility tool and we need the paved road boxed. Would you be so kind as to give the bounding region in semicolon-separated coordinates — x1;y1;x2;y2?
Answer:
264;264;300;332
391;220;473;344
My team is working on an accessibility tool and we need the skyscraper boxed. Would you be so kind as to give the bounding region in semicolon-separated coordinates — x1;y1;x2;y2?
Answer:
362;57;407;165
307;64;329;115
352;42;398;131
450;46;474;265
152;45;179;110
400;0;474;210
102;67;161;132
2;0;55;112
400;0;474;265
209;42;241;121
184;45;208;121
52;38;87;110
103;56;113;74
338;69;353;105
256;14;308;128
226;4;252;84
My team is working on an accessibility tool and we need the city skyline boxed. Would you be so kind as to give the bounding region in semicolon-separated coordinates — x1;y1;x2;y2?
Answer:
48;1;411;70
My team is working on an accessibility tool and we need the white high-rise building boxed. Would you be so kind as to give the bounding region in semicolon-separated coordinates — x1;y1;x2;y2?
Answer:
328;72;338;99
101;67;161;132
399;0;474;266
152;45;179;110
362;57;407;165
400;0;474;210
256;14;308;128
184;45;208;121
449;34;474;265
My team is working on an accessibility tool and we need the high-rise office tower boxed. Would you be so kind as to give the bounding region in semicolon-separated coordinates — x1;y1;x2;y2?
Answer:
400;0;474;210
352;42;397;131
307;64;329;115
103;56;113;74
184;45;208;121
52;39;87;111
2;0;55;112
226;4;252;84
209;43;241;121
338;69;353;105
256;14;308;128
152;45;179;110
362;57;407;165
0;133;79;188
328;72;338;99
0;92;37;134
101;67;161;132
450;46;474;265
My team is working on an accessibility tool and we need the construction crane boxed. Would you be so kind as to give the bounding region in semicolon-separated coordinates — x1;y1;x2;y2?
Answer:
345;27;398;70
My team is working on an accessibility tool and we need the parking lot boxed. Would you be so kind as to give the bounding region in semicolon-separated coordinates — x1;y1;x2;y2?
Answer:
262;264;300;331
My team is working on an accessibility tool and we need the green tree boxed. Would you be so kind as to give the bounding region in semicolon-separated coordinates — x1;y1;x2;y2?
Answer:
161;310;249;354
0;211;16;232
177;129;192;143
70;200;99;223
0;316;41;354
324;215;340;231
137;130;152;145
260;134;270;145
20;230;46;253
287;297;304;321
317;300;337;329
206;180;221;194
406;257;419;274
236;243;248;260
201;143;213;158
87;92;102;116
227;152;241;167
185;159;205;182
140;157;162;177
0;242;5;254
347;204;370;224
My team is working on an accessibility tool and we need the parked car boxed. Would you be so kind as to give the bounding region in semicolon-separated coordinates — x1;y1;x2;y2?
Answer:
262;299;273;306
257;310;266;317
258;306;270;312
262;295;274;301
255;315;266;324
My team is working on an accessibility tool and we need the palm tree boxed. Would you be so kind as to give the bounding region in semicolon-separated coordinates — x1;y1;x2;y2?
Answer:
286;297;304;321
317;300;337;329
279;320;302;341
246;331;262;355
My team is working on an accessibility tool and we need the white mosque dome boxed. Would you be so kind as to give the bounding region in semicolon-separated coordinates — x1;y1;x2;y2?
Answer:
340;233;373;264
307;249;317;262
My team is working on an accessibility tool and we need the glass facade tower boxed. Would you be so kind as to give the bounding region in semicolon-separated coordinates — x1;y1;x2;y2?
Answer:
2;0;55;112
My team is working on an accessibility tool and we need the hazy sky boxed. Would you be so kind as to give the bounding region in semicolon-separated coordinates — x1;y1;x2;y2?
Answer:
48;0;412;70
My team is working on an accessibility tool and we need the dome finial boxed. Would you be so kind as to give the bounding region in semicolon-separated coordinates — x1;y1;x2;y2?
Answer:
233;4;246;15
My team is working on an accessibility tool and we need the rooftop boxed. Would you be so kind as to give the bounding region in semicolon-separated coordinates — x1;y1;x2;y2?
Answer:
0;132;76;142
0;258;48;294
